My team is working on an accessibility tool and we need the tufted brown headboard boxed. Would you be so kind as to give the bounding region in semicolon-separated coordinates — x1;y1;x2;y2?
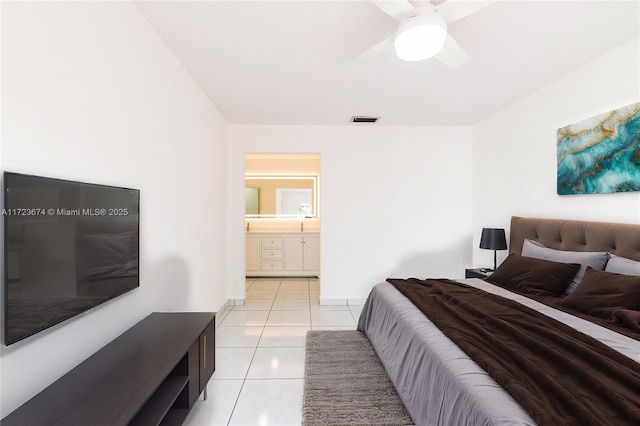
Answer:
509;216;640;262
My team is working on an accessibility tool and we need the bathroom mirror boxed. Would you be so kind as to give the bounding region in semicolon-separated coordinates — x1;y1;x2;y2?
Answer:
245;175;318;218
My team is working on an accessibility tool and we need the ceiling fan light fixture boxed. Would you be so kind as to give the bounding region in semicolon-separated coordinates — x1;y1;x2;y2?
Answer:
394;9;447;62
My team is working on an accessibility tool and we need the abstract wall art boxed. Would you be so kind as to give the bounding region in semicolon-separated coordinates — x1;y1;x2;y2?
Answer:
557;102;640;195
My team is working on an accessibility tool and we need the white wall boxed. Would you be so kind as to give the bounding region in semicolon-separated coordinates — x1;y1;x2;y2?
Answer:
229;125;473;303
472;36;640;268
0;1;228;416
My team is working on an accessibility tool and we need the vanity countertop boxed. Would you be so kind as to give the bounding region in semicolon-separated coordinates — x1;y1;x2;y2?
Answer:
245;218;320;234
246;231;319;235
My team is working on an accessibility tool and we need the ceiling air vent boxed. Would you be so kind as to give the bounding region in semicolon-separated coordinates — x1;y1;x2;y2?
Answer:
351;116;380;123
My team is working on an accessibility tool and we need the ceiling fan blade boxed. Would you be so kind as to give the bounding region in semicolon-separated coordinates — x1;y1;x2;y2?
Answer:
435;34;469;69
370;0;418;21
350;36;395;65
436;0;494;24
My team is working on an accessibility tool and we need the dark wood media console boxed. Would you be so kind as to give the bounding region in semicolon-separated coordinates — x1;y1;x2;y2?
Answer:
1;312;215;426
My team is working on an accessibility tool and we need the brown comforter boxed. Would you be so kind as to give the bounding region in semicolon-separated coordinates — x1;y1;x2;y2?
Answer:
387;278;640;426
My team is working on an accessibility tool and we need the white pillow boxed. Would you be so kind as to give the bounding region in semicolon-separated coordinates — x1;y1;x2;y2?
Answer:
605;254;640;276
521;240;609;294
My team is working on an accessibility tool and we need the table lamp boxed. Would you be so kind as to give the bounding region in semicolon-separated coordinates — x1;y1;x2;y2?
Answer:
480;228;507;271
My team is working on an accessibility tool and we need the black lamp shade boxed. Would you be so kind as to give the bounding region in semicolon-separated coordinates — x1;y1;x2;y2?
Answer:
480;228;507;271
479;228;507;250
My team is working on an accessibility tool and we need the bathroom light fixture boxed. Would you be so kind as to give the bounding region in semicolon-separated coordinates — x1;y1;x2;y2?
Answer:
394;6;447;62
479;228;508;271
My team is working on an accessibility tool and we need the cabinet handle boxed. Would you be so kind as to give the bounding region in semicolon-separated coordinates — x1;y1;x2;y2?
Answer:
202;335;206;368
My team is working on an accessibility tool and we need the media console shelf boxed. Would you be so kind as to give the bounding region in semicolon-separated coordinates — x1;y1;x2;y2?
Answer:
1;312;215;426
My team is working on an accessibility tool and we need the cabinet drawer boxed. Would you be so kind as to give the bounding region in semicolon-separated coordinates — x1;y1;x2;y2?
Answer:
261;238;283;248
261;249;283;260
261;261;283;271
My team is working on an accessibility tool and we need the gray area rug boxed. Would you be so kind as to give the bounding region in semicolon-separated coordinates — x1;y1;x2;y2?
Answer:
302;330;414;425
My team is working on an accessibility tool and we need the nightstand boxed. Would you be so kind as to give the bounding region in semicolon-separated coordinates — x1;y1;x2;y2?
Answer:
465;268;491;279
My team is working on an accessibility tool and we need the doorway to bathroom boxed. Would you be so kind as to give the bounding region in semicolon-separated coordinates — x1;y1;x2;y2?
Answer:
244;153;320;278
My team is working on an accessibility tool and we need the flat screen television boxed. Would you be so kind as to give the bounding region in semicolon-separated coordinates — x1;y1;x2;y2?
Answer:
3;172;140;345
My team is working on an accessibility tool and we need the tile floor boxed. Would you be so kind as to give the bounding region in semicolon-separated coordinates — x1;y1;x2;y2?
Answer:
184;277;363;426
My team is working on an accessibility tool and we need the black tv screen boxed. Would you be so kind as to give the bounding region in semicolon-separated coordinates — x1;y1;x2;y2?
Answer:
3;172;140;345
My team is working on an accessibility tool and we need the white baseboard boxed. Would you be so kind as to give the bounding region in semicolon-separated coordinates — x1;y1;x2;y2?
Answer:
217;300;231;314
319;298;347;306
319;298;367;306
319;298;366;306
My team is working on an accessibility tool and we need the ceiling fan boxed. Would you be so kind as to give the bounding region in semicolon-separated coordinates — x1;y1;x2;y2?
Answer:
368;0;494;69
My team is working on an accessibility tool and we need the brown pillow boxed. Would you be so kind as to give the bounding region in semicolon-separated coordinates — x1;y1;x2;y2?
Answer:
486;253;580;296
560;267;640;322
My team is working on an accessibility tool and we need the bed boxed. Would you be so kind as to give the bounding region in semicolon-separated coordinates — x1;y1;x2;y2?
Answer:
357;216;640;426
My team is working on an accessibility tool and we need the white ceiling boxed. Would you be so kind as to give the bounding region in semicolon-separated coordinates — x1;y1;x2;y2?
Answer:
135;1;639;125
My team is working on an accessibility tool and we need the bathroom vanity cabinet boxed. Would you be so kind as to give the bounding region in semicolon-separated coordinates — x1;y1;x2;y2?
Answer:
246;233;319;277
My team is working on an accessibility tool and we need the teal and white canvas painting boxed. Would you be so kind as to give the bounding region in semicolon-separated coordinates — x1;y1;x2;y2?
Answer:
557;102;640;195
